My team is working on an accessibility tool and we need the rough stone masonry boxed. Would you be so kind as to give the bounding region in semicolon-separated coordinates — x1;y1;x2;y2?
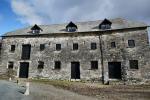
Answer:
0;18;150;84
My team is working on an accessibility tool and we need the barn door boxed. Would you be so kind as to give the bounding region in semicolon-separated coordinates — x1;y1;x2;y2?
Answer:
19;62;29;78
108;62;122;79
71;62;80;79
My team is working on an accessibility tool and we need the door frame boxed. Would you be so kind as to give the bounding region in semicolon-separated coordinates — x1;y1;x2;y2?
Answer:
108;62;122;80
71;62;80;81
19;62;29;78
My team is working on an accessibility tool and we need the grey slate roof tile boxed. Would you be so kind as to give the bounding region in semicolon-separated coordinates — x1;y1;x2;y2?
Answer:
3;18;148;36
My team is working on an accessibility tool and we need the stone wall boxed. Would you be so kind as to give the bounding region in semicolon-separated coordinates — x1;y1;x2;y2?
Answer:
101;29;150;83
0;28;150;83
1;35;102;80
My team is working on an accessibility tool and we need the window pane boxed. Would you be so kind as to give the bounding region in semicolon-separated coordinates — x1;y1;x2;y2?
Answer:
8;62;14;69
40;44;45;51
91;43;97;50
67;27;77;32
11;45;15;52
91;61;98;69
32;30;40;34
56;44;61;51
100;24;111;29
38;61;44;69
129;60;138;69
111;42;116;48
55;61;61;69
128;40;135;47
73;43;78;50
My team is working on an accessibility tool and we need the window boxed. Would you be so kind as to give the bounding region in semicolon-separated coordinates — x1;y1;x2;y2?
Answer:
40;44;45;51
99;19;112;30
38;61;44;69
73;43;78;50
111;42;116;48
68;27;77;32
56;44;61;51
21;44;31;60
31;24;42;34
32;30;40;34
100;24;111;29
10;45;15;52
91;61;98;69
129;60;138;69
91;43;97;50
128;40;135;47
66;21;77;32
54;61;61;69
8;62;14;69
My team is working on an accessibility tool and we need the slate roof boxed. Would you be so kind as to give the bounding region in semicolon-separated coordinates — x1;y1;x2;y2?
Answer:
3;18;148;36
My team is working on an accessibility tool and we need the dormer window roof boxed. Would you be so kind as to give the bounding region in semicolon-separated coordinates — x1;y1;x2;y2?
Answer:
31;24;43;34
99;19;112;30
66;21;77;32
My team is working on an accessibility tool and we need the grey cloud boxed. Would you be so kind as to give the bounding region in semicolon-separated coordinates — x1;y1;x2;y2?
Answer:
11;0;150;39
11;0;150;24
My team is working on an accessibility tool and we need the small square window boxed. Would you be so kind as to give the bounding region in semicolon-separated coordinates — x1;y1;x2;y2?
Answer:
32;30;40;34
10;45;15;52
54;61;61;69
8;62;14;69
38;61;44;69
67;27;77;32
40;44;45;51
56;44;61;51
111;42;116;48
91;43;97;50
129;60;138;69
73;43;78;50
100;24;111;29
128;40;135;47
91;61;98;69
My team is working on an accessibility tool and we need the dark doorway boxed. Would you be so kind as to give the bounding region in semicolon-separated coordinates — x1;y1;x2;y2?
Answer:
108;62;122;79
71;62;80;79
21;44;31;60
19;62;29;78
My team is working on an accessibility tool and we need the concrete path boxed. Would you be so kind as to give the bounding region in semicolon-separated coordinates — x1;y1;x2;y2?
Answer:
0;80;25;100
0;80;97;100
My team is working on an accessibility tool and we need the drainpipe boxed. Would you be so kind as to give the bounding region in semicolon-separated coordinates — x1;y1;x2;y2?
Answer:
99;35;104;84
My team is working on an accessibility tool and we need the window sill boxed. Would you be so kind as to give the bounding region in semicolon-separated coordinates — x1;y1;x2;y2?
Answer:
52;69;61;71
129;69;139;71
127;47;135;48
88;69;98;70
71;50;79;53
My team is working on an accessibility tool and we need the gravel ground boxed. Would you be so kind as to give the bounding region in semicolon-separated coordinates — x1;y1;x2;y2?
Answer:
1;80;150;100
0;80;98;100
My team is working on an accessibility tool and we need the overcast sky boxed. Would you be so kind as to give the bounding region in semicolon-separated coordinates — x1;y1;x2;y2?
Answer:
0;0;150;39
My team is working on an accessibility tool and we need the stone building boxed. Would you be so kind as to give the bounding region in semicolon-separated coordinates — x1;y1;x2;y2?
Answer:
0;18;150;84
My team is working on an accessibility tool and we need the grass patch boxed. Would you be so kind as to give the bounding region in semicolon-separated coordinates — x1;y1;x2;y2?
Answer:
30;79;74;90
30;79;150;99
30;79;111;96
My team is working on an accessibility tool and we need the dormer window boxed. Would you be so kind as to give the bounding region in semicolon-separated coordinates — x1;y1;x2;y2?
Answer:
99;19;112;30
31;24;43;34
66;21;77;32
